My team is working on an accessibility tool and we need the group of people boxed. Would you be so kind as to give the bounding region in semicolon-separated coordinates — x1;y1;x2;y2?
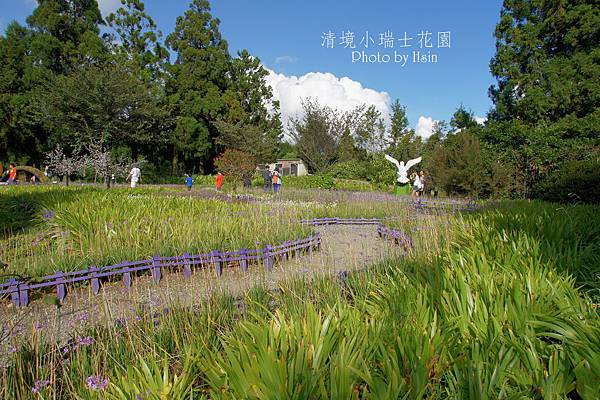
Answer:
183;167;281;194
410;170;427;198
2;163;37;185
261;166;282;193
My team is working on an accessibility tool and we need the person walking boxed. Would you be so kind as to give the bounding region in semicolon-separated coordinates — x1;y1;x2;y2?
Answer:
215;171;224;191
185;174;193;192
126;165;141;188
7;163;17;185
418;170;426;197
411;172;421;198
261;166;272;192
272;168;282;194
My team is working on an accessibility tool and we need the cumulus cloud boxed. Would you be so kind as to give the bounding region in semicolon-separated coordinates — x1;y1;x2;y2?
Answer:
415;116;437;139
264;69;391;132
97;0;121;17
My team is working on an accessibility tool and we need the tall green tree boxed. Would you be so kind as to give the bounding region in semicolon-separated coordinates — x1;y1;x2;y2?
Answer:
26;0;106;74
388;99;409;149
106;0;168;82
0;0;107;166
336;127;358;162
486;0;600;197
450;105;478;131
166;0;231;173
215;49;283;163
354;105;385;153
34;62;163;152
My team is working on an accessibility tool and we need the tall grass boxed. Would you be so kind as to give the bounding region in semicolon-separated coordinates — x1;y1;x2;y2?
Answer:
1;200;598;398
1;187;310;278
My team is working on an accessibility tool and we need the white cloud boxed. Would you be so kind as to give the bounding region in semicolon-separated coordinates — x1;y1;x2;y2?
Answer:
474;115;487;125
97;0;121;17
264;69;391;132
415;116;437;139
275;55;298;65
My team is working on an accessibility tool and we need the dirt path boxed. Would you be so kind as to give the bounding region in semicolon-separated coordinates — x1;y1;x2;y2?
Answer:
0;224;402;362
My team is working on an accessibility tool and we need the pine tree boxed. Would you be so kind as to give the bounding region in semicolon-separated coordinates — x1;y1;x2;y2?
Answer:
165;0;231;173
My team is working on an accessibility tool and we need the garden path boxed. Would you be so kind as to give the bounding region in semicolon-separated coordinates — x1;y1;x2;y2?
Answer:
0;224;402;363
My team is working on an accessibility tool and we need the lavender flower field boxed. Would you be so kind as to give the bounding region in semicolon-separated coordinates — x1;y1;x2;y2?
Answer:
0;185;599;399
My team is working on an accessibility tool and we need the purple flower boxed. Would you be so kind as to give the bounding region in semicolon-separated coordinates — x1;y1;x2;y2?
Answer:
106;222;114;230
34;322;47;330
77;336;93;346
43;210;55;220
31;379;51;393
85;375;108;391
8;345;18;354
75;312;89;322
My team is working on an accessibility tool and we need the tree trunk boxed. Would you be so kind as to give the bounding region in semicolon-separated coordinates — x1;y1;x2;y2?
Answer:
172;146;178;176
104;166;110;189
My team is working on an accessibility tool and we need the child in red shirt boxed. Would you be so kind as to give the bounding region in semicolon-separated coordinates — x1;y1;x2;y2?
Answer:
215;172;224;191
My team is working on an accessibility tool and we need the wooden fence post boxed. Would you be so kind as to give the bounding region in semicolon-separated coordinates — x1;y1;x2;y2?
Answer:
8;278;20;307
89;266;101;295
212;250;222;277
307;236;313;256
56;271;66;302
18;281;29;307
123;261;132;288
152;256;162;282
264;245;273;271
183;253;191;279
239;249;248;273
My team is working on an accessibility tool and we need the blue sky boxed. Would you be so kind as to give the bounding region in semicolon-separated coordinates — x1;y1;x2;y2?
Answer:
1;0;504;137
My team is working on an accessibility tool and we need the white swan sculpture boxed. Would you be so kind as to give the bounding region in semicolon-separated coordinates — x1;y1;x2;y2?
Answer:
384;154;422;184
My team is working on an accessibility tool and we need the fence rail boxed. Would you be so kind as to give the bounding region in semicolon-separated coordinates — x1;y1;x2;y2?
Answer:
1;218;413;308
1;233;322;307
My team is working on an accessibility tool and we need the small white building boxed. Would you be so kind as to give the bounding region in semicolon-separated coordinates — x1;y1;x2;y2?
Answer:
268;159;308;176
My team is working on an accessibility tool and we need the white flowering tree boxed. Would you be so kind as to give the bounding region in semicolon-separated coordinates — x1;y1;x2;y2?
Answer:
83;141;135;189
45;145;83;186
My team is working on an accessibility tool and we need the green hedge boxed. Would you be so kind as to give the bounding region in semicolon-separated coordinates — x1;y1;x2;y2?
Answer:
533;158;600;204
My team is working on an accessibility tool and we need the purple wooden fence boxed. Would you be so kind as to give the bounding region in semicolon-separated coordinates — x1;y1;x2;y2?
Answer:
0;233;321;307
301;217;412;249
1;217;415;308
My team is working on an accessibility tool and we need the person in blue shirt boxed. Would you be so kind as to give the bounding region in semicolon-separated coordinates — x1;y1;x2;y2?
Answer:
185;174;193;192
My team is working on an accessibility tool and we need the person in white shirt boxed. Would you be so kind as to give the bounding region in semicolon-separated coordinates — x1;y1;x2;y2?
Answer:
126;165;141;188
411;173;422;198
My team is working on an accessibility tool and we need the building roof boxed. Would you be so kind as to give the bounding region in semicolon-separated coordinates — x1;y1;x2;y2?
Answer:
275;159;305;163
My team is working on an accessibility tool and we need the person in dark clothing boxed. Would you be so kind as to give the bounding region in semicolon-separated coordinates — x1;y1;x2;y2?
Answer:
261;167;272;192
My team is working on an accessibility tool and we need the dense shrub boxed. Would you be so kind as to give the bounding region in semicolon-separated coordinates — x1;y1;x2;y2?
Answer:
282;175;335;189
533;158;600;204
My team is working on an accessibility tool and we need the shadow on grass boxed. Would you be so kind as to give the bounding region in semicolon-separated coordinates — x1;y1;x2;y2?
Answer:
0;185;97;238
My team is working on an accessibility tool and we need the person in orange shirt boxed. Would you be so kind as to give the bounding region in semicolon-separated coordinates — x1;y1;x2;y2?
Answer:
7;163;17;184
215;171;224;191
272;168;282;194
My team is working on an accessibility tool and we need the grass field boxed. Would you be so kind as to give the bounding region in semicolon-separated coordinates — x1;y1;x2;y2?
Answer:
0;185;599;399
